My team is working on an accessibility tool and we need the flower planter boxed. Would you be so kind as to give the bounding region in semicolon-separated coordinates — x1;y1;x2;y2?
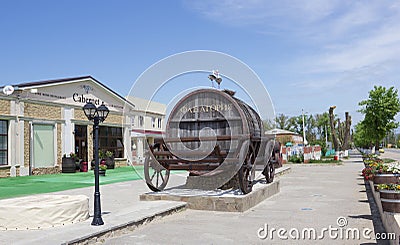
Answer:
373;173;400;191
62;157;76;173
99;169;106;176
379;189;400;213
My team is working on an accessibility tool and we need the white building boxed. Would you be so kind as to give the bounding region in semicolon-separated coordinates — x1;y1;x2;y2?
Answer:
0;76;166;177
126;96;166;164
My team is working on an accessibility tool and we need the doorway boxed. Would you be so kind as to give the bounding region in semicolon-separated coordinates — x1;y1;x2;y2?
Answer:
74;125;87;161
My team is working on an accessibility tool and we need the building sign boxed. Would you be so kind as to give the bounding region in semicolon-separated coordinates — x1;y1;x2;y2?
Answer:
180;103;232;114
72;93;101;105
28;83;125;111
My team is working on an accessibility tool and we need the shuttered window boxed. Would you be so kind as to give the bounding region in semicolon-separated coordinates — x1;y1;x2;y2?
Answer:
0;120;8;165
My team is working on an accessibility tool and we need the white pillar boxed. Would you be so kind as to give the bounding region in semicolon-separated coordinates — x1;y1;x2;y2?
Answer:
123;116;132;164
137;138;144;164
63;108;74;155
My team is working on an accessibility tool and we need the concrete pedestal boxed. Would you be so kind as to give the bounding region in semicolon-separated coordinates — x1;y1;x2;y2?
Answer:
140;180;280;212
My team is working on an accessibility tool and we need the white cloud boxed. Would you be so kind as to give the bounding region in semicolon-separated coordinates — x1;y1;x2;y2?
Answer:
187;0;400;75
185;0;400;123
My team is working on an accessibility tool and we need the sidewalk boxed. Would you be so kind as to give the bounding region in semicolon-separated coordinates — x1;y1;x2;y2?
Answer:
0;167;289;245
0;173;188;245
106;154;385;244
2;159;369;245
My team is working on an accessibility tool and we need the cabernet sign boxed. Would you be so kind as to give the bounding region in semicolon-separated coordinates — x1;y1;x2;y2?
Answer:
72;93;101;105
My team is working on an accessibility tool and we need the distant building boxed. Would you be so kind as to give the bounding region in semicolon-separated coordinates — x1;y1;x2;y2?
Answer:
126;96;166;164
265;128;303;146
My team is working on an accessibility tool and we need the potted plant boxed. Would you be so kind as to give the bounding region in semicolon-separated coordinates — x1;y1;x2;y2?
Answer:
105;150;115;169
62;152;78;173
363;161;400;190
91;150;106;169
377;183;400;213
361;166;374;180
99;163;107;176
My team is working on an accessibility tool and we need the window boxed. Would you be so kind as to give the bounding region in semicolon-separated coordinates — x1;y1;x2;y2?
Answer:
98;126;124;158
151;117;155;128
157;118;162;128
130;116;135;127
0;120;8;165
33;124;55;167
139;116;144;127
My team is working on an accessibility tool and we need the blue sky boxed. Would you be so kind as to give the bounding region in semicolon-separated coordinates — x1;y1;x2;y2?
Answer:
1;0;399;126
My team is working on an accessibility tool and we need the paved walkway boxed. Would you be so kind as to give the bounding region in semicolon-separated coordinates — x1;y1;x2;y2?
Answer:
0;153;389;244
0;174;188;245
105;156;386;244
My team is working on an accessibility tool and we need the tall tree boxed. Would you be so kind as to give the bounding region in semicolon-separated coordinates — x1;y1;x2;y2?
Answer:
275;113;289;130
287;115;303;135
305;114;317;142
329;106;340;151
263;119;274;131
342;112;352;149
358;86;400;150
353;121;372;148
315;112;330;141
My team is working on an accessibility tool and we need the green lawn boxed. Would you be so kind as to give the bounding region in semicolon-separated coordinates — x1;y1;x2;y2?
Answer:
0;166;144;200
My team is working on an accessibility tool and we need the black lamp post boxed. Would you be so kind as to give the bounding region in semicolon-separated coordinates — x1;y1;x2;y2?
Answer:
83;101;109;226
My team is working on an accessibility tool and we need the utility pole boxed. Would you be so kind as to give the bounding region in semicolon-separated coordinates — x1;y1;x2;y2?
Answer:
302;109;308;146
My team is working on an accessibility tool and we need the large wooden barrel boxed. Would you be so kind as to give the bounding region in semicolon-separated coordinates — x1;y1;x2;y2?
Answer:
145;88;274;192
379;189;400;213
373;173;400;190
166;88;263;159
62;157;76;173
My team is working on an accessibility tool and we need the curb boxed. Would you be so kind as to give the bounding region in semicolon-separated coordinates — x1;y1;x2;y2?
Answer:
275;166;291;176
63;203;187;245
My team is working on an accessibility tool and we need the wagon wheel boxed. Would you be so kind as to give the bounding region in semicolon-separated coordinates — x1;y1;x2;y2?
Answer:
265;159;275;183
144;154;170;192
238;141;256;194
263;141;275;183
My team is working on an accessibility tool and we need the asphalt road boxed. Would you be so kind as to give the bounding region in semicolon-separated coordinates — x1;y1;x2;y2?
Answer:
104;157;389;244
381;148;400;161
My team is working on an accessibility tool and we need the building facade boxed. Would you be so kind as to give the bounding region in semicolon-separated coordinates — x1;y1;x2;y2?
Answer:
0;76;165;177
126;96;166;164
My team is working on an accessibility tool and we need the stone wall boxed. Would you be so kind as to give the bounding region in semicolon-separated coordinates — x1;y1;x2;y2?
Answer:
24;121;30;168
115;159;128;168
57;123;62;166
0;99;10;115
74;109;87;121
24;103;61;120
0;166;20;178
0;167;9;178
105;113;123;125
31;167;61;175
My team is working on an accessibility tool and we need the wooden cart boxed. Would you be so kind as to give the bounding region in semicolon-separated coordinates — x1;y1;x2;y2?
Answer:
144;88;277;194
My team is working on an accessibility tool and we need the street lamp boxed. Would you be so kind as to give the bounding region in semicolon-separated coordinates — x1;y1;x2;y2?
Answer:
302;109;308;146
83;101;109;226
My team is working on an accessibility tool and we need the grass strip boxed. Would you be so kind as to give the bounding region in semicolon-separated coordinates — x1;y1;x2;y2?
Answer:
0;166;144;200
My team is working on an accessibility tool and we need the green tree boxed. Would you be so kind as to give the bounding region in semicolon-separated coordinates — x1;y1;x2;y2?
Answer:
305;114;317;142
315;112;331;142
353;121;373;148
263;119;274;131
358;86;400;150
275;113;289;130
287;115;303;135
